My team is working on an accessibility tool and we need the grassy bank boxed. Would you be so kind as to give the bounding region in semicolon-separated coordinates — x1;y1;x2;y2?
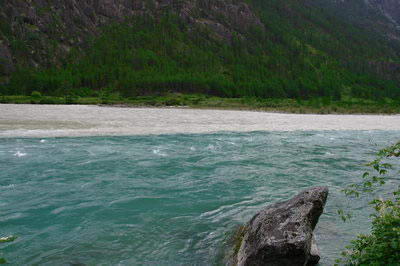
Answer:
1;94;400;114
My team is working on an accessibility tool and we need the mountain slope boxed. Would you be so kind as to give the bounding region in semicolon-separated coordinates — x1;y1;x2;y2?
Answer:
367;0;400;26
0;0;399;100
310;0;400;40
0;0;261;73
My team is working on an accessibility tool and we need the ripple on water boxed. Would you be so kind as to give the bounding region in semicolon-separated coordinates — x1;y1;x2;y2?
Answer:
0;130;399;265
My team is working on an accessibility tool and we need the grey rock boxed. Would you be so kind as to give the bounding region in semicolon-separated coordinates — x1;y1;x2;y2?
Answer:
308;235;320;265
235;186;328;266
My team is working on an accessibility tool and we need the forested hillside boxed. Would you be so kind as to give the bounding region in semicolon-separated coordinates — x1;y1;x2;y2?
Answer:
0;0;399;100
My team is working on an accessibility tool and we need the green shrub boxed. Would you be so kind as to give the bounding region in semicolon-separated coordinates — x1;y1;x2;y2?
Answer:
39;97;60;104
338;198;400;265
64;95;79;104
99;88;118;104
71;87;92;97
190;96;203;105
338;142;400;265
165;98;182;106
30;91;42;104
104;92;122;104
31;91;42;99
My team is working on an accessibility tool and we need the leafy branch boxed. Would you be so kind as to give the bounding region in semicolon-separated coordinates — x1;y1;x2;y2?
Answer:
339;142;400;219
337;141;400;265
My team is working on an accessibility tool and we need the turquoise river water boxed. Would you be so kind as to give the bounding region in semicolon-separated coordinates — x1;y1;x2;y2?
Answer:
1;130;399;265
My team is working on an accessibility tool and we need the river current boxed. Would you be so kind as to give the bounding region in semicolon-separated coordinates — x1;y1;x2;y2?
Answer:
0;105;399;265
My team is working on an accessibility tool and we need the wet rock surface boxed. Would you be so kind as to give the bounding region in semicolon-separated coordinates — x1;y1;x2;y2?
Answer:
234;186;329;266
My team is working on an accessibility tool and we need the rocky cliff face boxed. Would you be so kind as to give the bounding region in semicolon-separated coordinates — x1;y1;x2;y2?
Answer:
0;0;261;74
366;0;400;26
324;0;400;40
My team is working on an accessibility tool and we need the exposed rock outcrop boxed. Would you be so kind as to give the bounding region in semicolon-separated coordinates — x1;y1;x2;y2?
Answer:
233;186;329;266
366;0;400;27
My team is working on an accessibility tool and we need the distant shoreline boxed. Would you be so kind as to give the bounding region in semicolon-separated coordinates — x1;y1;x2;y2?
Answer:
1;104;400;138
1;94;400;115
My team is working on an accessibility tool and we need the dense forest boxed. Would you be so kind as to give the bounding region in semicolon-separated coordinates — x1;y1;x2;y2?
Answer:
0;0;399;100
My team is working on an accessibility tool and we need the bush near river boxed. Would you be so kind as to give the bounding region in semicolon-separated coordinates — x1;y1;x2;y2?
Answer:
1;92;400;114
338;142;400;265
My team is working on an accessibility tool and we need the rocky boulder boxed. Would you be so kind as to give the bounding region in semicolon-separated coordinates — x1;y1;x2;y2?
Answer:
233;186;329;266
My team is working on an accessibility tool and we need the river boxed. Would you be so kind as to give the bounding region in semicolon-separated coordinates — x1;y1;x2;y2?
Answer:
0;104;399;265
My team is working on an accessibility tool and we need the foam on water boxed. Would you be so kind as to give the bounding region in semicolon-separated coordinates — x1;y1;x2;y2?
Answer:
13;151;27;157
152;148;167;157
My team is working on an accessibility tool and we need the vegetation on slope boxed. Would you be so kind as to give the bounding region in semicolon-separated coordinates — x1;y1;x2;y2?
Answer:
0;0;399;103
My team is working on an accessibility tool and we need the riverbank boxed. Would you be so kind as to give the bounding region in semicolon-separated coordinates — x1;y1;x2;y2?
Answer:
1;94;400;114
1;104;400;138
